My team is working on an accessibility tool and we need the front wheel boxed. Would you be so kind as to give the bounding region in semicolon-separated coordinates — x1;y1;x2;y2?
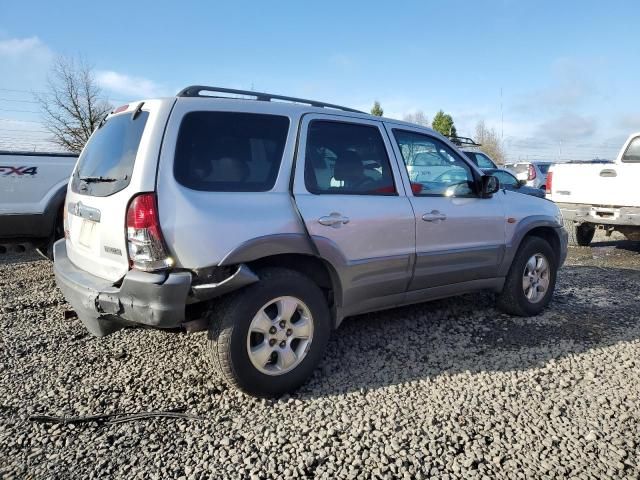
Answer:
497;236;558;316
207;268;331;397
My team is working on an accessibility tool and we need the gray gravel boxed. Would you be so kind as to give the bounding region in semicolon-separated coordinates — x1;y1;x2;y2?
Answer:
1;234;639;479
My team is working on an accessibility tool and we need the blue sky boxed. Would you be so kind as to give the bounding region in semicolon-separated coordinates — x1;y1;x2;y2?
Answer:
1;0;639;160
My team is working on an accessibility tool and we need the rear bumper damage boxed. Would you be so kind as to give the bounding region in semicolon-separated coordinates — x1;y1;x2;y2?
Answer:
53;240;259;337
53;240;192;336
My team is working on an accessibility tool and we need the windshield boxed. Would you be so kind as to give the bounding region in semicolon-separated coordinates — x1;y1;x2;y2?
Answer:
71;111;149;196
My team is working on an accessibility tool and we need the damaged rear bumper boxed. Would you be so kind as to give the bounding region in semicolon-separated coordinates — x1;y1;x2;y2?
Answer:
53;240;191;337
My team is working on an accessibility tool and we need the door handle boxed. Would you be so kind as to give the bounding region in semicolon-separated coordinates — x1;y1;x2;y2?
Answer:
318;212;350;227
422;210;447;222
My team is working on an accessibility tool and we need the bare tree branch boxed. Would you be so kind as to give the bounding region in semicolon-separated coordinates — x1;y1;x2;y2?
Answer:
474;120;506;165
403;111;430;127
36;56;112;154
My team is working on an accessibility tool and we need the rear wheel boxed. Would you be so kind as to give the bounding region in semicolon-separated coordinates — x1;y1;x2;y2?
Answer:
36;207;64;260
207;268;330;397
565;220;595;247
497;236;557;316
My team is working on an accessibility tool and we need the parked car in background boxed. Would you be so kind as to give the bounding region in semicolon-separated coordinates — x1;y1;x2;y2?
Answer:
506;161;553;190
547;132;640;246
483;168;546;198
463;150;498;169
54;86;567;397
0;150;77;258
446;135;499;169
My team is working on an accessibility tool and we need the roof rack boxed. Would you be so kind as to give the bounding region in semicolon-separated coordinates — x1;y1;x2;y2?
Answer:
446;135;481;148
177;85;364;114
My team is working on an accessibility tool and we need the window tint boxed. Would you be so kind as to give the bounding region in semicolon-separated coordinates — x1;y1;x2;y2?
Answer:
393;130;476;197
472;152;496;169
622;137;640;162
492;170;517;187
304;121;396;195
71;111;149;196
537;163;551;174
511;163;529;174
174;112;289;192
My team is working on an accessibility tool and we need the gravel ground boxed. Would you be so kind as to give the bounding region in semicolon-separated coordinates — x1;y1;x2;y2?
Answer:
1;233;639;479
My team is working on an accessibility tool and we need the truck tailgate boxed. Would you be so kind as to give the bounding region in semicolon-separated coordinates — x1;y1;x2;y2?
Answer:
550;163;640;208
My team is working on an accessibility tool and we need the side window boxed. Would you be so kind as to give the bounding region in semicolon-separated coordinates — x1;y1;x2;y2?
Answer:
304;120;396;195
622;136;640;162
393;129;476;197
174;112;289;192
474;152;496;169
493;170;517;187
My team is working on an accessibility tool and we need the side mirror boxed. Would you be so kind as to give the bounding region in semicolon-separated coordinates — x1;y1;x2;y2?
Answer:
481;175;500;198
518;179;527;187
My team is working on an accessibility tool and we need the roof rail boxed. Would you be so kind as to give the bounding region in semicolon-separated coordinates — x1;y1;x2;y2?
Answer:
176;85;364;114
446;135;481;148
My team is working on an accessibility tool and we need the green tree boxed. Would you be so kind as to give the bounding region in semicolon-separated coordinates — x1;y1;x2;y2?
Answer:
370;101;384;116
431;110;457;137
474;120;505;164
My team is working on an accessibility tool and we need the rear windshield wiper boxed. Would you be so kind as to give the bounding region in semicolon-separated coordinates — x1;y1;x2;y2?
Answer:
78;176;119;183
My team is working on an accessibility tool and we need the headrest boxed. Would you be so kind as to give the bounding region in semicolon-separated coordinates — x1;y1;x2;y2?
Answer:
333;150;363;181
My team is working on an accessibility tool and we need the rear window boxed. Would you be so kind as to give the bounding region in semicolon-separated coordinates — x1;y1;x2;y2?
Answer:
174;112;289;192
537;163;551;174
622;136;640;162
511;164;529;174
71;111;149;196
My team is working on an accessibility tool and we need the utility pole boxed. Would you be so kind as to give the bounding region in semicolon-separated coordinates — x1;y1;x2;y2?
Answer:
500;87;504;140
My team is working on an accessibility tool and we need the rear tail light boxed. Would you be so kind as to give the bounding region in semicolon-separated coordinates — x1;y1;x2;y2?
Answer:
545;172;553;195
126;193;173;271
527;164;537;180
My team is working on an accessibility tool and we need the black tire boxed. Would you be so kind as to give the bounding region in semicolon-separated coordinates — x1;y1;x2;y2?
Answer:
564;219;595;247
207;268;331;397
36;208;65;260
497;236;558;316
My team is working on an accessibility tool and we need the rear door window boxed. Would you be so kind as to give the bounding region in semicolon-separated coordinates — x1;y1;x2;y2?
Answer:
174;112;289;191
71;111;149;196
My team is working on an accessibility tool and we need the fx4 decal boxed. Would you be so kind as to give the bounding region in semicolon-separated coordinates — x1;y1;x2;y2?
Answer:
0;166;38;176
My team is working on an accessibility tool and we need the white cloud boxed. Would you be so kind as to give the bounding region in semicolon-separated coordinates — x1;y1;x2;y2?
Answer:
0;36;53;90
0;36;50;57
616;114;640;133
95;70;168;99
536;113;597;141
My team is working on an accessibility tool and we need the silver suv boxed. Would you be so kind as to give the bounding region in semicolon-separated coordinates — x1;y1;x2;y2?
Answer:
506;161;553;190
54;86;568;397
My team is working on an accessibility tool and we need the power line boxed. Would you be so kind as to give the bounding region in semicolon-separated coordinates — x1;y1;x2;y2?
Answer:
0;117;45;124
0;127;49;134
0;87;46;95
0;97;40;104
0;108;42;114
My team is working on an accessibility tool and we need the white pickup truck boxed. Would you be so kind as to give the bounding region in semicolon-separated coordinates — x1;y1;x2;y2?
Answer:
547;133;640;245
0;150;77;257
